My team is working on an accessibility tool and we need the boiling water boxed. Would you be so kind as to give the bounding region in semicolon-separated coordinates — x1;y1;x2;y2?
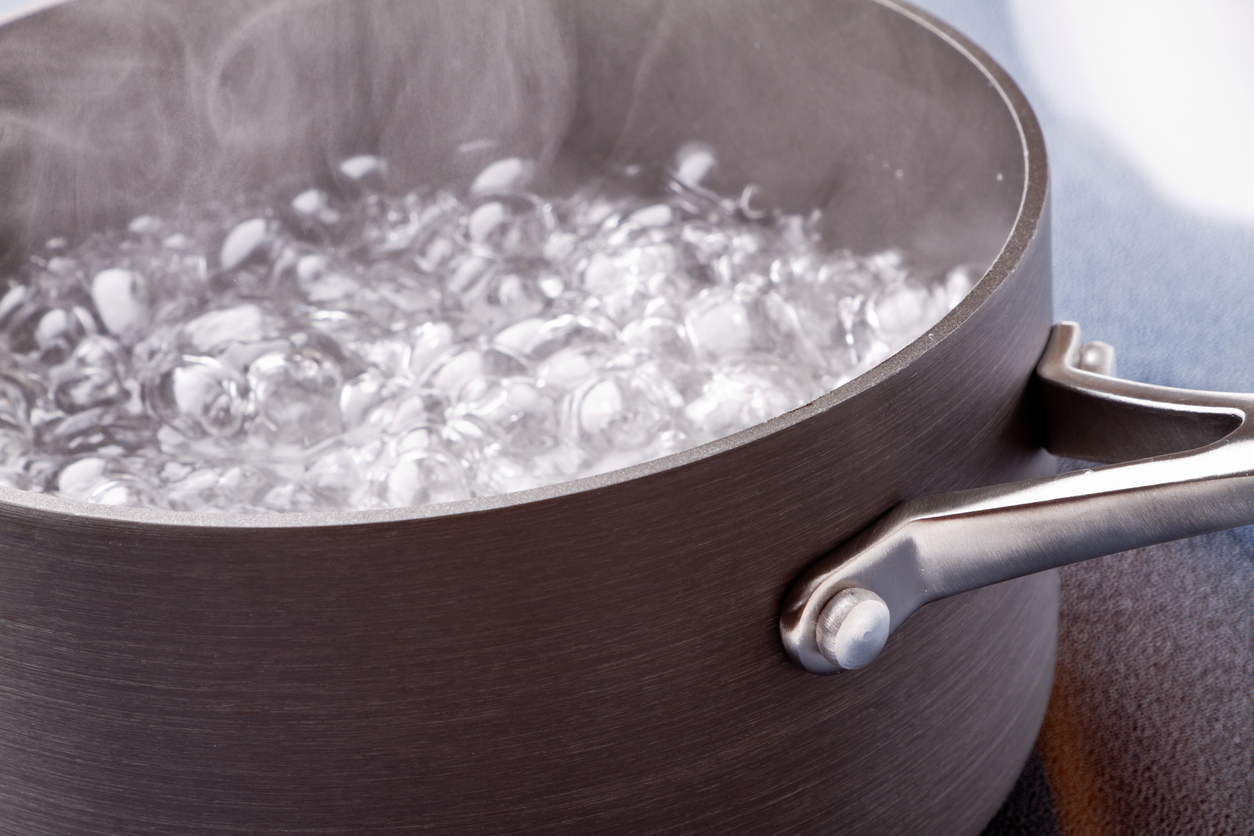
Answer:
0;153;973;513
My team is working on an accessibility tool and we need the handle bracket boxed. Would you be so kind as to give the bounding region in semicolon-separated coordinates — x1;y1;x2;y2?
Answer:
781;322;1254;674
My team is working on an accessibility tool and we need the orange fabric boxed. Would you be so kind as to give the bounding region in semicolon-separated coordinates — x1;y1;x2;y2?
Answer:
1036;659;1112;836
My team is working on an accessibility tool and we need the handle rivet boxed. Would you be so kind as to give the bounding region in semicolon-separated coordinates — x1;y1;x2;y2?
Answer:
816;588;890;671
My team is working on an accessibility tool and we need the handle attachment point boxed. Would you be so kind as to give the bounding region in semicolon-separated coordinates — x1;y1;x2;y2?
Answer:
816;588;890;671
1078;340;1115;376
782;322;1254;674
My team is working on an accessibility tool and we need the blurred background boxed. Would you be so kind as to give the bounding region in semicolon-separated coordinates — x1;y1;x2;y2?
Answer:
915;0;1254;392
910;2;1254;833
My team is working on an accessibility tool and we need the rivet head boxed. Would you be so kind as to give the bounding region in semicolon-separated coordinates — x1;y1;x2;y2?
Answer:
815;588;890;671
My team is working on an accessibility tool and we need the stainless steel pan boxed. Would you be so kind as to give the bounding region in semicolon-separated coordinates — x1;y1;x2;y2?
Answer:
0;1;1245;834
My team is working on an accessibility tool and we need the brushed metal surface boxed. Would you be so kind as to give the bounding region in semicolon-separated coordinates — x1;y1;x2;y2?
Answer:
0;1;1057;833
785;321;1254;674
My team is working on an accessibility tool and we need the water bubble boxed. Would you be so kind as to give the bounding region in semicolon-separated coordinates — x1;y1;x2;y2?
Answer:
471;157;536;195
298;256;360;303
447;255;492;298
461;195;549;256
737;185;770;221
0;429;30;484
621;313;691;360
437;417;498;468
182;304;268;352
0;372;32;432
340;370;389;429
56;456;107;497
627;204;674;228
364;265;442;322
516;313;618;362
285;188;345;237
0;285;28;322
33;307;90;360
684;283;822;367
673;144;717;190
43;258;78;279
304;442;375;507
535;343;627;392
380;445;469;507
291;189;327;215
408;321;457;379
247;344;344;446
581;252;620;297
563;368;676;457
91;268;148;344
359;197;440;258
303;309;378;353
296;254;327;282
128;215;163;236
163;463;268;512
421;345;525;399
781;257;884;366
43;407;156;455
683;356;824;439
459;266;549;334
468;202;508;244
471;449;550;495
162;465;219;511
365;422;482;506
423;348;483;396
874;283;947;346
50;335;130;413
492;317;546;357
944;265;976;309
54;455;166;508
339;155;386;182
261;481;318;512
541;231;578;264
91;475;166;509
341;335;404;379
453;376;558;456
365;387;448;436
2;300;45;355
581;252;658;325
220;218;269;271
630;355;699;407
152;355;249;439
415;234;456;273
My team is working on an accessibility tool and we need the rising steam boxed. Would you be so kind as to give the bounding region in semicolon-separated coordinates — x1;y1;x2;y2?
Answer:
0;0;1026;276
0;0;577;260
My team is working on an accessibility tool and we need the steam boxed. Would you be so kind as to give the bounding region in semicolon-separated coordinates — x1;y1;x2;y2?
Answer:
0;0;1026;277
0;0;577;260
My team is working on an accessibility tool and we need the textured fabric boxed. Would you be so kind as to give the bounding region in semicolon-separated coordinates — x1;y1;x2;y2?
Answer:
1039;530;1254;835
914;2;1254;833
982;750;1061;836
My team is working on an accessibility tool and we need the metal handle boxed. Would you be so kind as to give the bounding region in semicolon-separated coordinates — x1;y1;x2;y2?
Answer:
781;322;1254;674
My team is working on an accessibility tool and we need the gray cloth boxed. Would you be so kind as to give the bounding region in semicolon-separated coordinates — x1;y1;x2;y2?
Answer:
914;1;1254;832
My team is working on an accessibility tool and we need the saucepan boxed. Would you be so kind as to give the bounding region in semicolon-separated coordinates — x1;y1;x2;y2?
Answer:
0;1;1248;834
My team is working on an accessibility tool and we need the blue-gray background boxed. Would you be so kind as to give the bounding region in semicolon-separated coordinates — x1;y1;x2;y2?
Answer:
911;2;1254;830
913;0;1254;393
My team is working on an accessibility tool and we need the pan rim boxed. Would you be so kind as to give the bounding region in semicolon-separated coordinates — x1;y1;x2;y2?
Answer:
0;0;1049;530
